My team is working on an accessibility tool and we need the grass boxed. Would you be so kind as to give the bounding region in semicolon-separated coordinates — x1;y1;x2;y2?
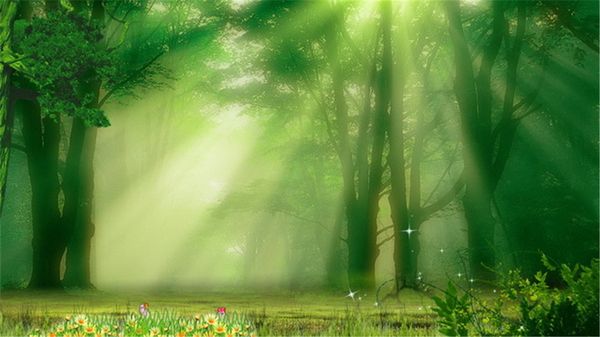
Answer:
0;289;439;336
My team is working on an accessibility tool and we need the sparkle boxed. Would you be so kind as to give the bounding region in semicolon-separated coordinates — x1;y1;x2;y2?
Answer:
346;289;359;300
457;272;462;278
401;225;417;238
418;306;423;311
439;248;445;253
374;302;379;307
469;278;475;283
493;289;497;293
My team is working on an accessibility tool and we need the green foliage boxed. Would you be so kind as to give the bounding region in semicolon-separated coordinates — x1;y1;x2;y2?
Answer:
431;282;470;336
15;10;114;126
432;257;599;336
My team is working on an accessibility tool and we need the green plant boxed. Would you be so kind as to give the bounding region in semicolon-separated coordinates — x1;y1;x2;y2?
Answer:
431;257;599;336
431;282;470;336
26;310;257;337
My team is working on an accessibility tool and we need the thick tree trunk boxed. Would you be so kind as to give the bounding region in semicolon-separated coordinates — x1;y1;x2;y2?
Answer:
20;99;64;289
62;0;104;289
324;8;376;290
445;0;506;280
62;120;97;288
0;0;18;214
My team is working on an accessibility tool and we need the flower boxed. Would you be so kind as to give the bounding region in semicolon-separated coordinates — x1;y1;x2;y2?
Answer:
84;325;95;334
139;303;149;317
48;333;57;337
57;327;65;333
194;314;201;321
65;315;72;321
176;332;186;337
186;325;194;333
205;314;218;326
215;324;227;334
150;327;160;336
101;326;110;334
126;318;137;328
75;315;87;326
216;307;226;316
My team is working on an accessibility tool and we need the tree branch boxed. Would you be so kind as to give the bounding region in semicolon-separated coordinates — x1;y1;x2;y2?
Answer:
377;234;395;248
97;50;165;108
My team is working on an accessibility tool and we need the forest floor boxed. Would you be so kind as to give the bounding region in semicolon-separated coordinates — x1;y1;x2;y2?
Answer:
0;289;440;336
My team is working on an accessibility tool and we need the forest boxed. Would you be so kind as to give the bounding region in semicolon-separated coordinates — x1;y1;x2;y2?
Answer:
0;0;598;336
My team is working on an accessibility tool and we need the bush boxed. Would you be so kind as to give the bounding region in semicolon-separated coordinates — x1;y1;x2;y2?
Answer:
432;257;599;336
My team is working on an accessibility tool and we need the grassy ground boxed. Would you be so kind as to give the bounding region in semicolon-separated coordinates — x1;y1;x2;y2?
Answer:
0;289;439;336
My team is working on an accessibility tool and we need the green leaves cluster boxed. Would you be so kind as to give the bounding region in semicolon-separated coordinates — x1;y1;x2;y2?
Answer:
431;282;470;336
16;10;114;126
432;256;599;336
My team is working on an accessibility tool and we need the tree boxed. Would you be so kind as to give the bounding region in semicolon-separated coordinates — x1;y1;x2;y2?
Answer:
443;0;548;279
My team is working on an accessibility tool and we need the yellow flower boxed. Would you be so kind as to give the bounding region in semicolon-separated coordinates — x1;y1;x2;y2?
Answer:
205;314;218;326
57;326;65;333
127;318;137;327
101;326;110;334
65;315;72;321
194;314;201;321
85;325;95;334
75;315;87;326
186;325;194;333
215;325;227;334
150;327;160;336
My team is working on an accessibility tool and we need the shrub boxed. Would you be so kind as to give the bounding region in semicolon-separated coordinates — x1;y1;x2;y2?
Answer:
432;257;599;336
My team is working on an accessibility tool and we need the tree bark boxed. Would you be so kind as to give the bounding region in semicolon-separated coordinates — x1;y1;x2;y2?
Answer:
20;98;64;289
62;0;104;289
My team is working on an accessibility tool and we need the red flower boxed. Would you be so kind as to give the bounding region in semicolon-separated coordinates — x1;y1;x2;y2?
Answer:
216;307;226;315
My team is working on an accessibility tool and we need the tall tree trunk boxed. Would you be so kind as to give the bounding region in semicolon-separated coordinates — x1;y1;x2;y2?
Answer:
324;7;376;290
379;0;409;293
63;0;104;289
16;0;64;290
62;120;97;288
0;0;18;214
20;98;63;289
445;0;506;280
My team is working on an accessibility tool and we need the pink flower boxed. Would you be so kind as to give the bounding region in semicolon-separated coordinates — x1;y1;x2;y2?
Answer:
216;307;226;316
139;303;149;317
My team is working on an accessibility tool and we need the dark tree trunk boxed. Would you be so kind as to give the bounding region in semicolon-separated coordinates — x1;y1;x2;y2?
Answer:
62;0;104;289
445;0;532;280
324;7;377;290
62;120;97;288
376;0;409;293
20;98;64;289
